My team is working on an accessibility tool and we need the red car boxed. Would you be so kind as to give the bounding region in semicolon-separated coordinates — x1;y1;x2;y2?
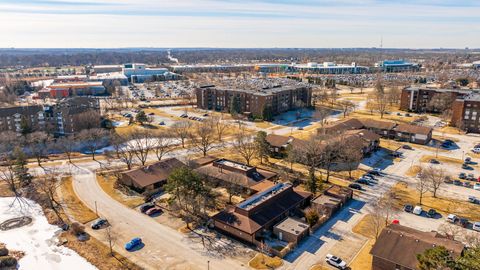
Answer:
145;207;163;216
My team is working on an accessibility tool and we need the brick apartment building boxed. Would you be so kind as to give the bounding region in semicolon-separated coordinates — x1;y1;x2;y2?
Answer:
400;86;472;113
451;92;480;133
196;84;312;119
0;97;101;136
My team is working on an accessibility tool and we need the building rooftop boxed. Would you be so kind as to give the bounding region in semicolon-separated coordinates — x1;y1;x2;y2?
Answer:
238;182;291;210
274;217;309;236
201;78;310;96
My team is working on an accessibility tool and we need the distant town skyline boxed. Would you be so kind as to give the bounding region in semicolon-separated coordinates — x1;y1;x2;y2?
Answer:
1;0;479;48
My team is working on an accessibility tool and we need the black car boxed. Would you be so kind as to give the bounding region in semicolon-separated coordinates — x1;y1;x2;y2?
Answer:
465;157;472;164
356;179;370;185
402;145;413;150
459;172;466;179
91;218;108;230
368;170;381;176
349;183;362;190
458;218;469;228
454;180;462;186
462;163;473;170
404;204;414;212
426;209;436;218
429;159;440;164
140;203;155;213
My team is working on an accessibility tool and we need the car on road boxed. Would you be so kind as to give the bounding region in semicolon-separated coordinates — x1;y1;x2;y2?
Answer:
474;183;480;190
465;157;472;164
140;203;155;213
325;254;347;269
404;204;413;213
145;207;163;216
429;159;440;164
473;222;480;232
125;237;143;251
426;209;437;218
413;206;423;215
348;183;362;190
459;172;466;179
402;145;413;150
91;218;108;230
447;214;458;223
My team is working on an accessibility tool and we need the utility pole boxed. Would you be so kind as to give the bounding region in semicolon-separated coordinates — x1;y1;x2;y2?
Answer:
95;201;98;216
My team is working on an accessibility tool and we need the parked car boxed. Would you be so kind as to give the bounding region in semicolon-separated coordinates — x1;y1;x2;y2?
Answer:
447;214;458;223
405;113;411;117
468;196;479;204
91;218;108;230
467;174;475;181
125;237;143;251
458;218;469;228
356;179;370;185
368;170;381;176
444;176;453;184
429;159;440;164
465;157;472;164
362;174;375;181
402;145;413;150
474;183;480;190
391;152;402;158
396;112;402;116
427;209;437;218
462;163;473;170
413;206;423;215
140;203;155;213
473;222;480;232
459;172;466;179
158;121;165;125
325;254;347;269
404;204;414;213
145;207;163;216
464;182;472;188
348;183;362;190
472;148;480;154
454;180;462;186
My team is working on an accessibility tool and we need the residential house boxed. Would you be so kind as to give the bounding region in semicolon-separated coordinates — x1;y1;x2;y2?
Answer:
273;217;310;244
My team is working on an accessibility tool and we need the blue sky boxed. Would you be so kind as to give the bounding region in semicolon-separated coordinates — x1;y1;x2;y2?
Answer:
0;0;479;48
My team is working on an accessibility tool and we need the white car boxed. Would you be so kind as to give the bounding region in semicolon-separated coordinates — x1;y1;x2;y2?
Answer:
413;206;423;215
474;183;480;191
472;148;480;154
325;254;347;269
447;214;458;223
473;222;480;232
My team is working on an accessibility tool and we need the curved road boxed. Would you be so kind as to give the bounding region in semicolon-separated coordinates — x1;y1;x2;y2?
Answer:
70;163;247;270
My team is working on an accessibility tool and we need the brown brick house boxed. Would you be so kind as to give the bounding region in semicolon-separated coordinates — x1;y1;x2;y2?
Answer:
451;93;480;133
370;224;465;270
400;87;471;113
119;158;185;193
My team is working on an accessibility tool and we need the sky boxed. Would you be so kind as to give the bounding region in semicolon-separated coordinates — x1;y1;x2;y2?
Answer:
0;0;479;48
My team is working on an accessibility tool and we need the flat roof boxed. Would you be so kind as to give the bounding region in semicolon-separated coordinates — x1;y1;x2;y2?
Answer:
237;182;291;210
274;217;309;236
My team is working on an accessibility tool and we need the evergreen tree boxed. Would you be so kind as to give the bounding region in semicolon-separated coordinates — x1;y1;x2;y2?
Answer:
255;131;270;163
12;147;32;187
417;246;454;270
135;110;148;125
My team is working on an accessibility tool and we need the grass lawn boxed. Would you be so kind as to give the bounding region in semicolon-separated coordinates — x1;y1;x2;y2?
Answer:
59;177;98;224
97;175;144;209
405;165;422;177
419;155;464;165
349;239;374;270
61;232;142;270
310;265;331;270
248;253;283;269
438;126;465;135
392;182;480;221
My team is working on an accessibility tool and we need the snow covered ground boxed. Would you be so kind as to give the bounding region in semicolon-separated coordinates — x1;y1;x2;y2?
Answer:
0;197;97;270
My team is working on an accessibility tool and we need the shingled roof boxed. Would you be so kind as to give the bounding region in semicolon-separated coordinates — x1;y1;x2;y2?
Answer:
370;224;465;270
121;158;185;188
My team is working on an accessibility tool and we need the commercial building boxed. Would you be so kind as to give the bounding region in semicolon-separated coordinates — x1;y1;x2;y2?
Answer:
123;63;178;83
212;182;311;245
87;64;123;74
375;60;420;72
196;80;312;119
0;97;101;136
44;81;106;98
273;217;309;244
292;62;369;74
370;224;465;270
321;118;432;145
120;158;185;193
400;86;472;113
451;92;480;133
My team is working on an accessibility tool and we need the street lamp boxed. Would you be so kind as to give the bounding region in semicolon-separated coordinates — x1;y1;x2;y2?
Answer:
207;260;210;270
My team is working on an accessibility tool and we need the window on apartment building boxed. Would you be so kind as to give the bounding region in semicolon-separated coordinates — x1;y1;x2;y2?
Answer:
467;104;472;107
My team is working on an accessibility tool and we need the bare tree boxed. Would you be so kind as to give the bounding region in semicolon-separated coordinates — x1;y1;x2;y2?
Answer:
416;173;430;205
104;226;117;257
294;134;325;193
55;135;77;163
225;174;243;204
130;130;156;166
26;131;51;167
232;130;257;166
338;139;363;179
153;133;174;161
366;202;387;240
211;116;229;142
35;168;65;223
190;120;218;157
77;128;110;160
338;100;355;118
171;120;192;148
374;90;388;118
421;166;445;198
313;106;330;128
387;86;402;106
0;131;18;159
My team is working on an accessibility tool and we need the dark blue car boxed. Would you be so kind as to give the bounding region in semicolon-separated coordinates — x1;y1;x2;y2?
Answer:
125;237;142;251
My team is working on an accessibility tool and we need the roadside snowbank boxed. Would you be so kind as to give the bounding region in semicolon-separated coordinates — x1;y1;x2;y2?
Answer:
0;197;97;270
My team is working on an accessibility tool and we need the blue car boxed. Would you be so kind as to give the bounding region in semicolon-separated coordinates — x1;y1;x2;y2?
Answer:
125;237;142;251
